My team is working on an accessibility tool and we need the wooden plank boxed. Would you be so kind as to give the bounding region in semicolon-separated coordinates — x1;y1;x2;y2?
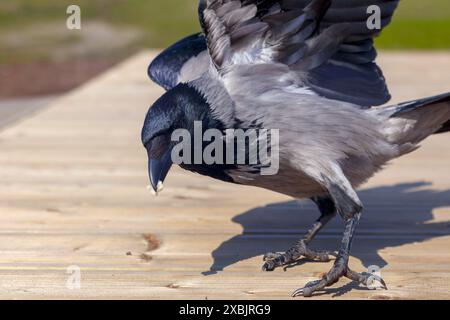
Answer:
0;51;449;299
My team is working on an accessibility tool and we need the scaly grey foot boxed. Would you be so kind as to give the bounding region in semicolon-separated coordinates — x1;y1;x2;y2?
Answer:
262;240;337;272
292;256;387;297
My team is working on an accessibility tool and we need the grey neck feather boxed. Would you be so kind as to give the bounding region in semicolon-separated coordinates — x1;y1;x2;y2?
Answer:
188;73;236;128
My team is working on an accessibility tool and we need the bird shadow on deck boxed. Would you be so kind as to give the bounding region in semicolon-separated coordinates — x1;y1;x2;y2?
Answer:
203;182;450;286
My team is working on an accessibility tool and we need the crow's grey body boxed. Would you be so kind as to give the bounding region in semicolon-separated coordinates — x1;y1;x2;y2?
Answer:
190;64;450;200
190;70;395;199
143;0;450;296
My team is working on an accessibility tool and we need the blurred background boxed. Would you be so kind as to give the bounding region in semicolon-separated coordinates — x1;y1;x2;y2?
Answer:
0;0;449;99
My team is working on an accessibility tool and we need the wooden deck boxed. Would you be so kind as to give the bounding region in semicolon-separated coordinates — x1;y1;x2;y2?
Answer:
0;51;449;300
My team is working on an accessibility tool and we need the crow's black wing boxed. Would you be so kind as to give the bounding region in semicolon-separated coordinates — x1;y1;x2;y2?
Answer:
201;0;400;107
148;33;207;90
202;0;342;72
153;0;400;106
302;0;400;106
150;0;281;90
436;120;450;134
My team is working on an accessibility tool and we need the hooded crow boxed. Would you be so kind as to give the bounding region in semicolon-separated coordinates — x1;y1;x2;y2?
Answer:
142;0;450;297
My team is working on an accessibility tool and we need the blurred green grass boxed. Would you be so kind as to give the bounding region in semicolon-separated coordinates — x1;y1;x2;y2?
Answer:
376;0;450;49
0;0;449;64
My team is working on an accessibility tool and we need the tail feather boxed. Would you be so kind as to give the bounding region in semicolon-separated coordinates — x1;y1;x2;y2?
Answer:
376;92;450;150
389;91;450;119
436;120;450;134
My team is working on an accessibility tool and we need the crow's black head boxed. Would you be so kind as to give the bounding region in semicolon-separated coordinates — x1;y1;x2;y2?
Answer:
142;83;227;193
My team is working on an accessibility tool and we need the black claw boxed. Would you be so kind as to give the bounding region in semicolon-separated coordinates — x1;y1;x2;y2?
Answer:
292;285;311;297
380;279;388;290
369;274;388;290
291;288;303;297
292;280;323;298
262;262;275;272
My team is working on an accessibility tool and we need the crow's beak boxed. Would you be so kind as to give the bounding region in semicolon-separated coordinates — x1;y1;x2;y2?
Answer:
148;149;172;195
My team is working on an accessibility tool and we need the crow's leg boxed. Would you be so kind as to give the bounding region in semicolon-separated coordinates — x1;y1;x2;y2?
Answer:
292;172;387;297
262;196;337;272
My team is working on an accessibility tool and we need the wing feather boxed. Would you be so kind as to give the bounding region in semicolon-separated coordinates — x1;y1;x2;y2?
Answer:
152;0;400;106
200;0;400;106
